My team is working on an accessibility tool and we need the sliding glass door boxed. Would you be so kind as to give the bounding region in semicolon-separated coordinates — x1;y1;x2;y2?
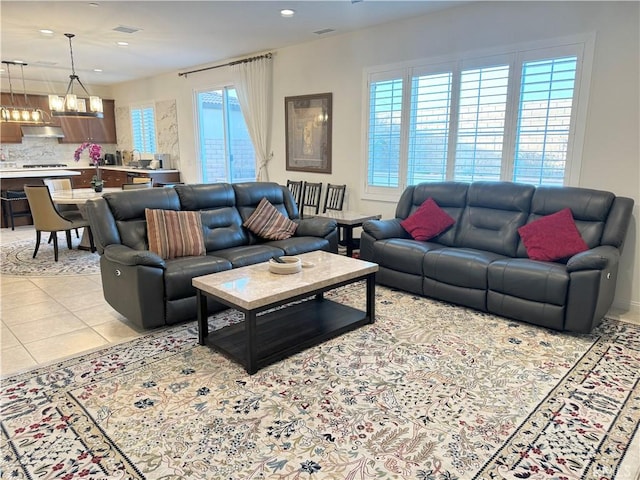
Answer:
196;87;255;183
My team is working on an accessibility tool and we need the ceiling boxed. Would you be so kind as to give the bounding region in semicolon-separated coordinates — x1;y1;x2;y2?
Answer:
1;1;464;89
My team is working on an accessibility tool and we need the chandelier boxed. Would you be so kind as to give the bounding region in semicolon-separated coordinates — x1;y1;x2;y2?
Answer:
0;61;46;124
48;33;103;118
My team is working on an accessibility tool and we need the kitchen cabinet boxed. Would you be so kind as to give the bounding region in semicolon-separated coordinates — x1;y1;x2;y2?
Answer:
57;99;117;144
0;93;114;144
0;93;27;143
69;168;96;188
100;169;129;188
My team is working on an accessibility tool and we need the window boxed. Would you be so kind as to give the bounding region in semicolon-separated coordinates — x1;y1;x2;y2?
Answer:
131;105;157;153
365;39;591;199
197;87;255;183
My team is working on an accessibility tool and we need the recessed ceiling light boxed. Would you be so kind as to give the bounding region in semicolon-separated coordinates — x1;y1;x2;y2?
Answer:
89;2;99;7
93;68;103;73
116;41;129;47
280;9;295;18
39;29;54;35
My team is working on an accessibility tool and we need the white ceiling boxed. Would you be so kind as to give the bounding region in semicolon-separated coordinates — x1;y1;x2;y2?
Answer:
1;1;464;88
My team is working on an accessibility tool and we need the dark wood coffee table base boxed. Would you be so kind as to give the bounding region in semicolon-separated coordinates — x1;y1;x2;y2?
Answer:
197;273;375;375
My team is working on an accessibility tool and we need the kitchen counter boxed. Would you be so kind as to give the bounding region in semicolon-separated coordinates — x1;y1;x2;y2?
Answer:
0;168;81;179
100;166;179;174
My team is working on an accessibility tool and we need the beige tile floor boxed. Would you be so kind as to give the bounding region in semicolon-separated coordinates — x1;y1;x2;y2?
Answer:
1;225;148;377
1;224;639;379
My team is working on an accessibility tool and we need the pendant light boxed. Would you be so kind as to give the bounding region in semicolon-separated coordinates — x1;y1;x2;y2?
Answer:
48;33;103;118
0;61;46;124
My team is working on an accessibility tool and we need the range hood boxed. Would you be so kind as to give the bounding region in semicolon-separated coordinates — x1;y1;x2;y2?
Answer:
21;125;65;138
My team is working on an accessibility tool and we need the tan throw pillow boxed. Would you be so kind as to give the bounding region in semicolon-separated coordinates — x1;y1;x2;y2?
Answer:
243;197;297;240
145;209;206;259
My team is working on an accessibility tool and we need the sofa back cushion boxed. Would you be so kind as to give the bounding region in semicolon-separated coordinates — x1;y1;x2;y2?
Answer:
455;182;535;257
396;182;468;246
233;182;298;244
175;183;248;251
103;188;181;251
516;186;615;257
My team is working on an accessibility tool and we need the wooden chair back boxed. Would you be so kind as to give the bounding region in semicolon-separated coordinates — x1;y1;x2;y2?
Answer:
286;180;303;208
323;184;346;212
301;182;323;218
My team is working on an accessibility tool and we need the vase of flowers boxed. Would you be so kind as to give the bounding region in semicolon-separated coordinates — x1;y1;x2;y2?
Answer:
74;142;104;192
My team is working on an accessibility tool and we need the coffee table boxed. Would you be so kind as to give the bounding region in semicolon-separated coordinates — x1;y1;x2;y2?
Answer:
193;250;378;374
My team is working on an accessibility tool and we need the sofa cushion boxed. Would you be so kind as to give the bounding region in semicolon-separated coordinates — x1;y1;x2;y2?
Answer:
374;238;444;275
455;182;534;257
164;255;232;300
397;183;468;247
213;244;284;268
243;197;297;240
423;247;507;289
266;236;331;256
146;209;206;260
400;197;455;241
518;208;589;261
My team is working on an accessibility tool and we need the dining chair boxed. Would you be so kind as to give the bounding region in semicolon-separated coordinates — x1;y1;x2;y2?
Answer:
122;182;154;190
323;183;346;212
286;180;303;210
42;178;81;238
300;182;322;218
24;185;95;262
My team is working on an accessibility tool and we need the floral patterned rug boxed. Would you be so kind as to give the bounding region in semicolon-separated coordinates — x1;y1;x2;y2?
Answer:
0;236;100;276
1;284;639;479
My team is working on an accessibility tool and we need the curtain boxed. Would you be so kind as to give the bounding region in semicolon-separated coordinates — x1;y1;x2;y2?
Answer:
231;55;273;182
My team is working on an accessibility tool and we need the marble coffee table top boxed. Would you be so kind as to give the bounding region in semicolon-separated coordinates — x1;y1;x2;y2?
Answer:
192;250;378;310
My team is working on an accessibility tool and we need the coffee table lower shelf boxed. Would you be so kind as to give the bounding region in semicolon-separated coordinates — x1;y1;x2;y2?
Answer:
199;298;371;374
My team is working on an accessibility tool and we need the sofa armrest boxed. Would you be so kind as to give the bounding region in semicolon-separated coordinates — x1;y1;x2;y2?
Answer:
362;218;410;241
295;217;337;237
566;245;619;272
103;244;166;268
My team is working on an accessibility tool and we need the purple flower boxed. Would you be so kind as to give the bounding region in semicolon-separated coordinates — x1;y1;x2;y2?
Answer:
74;142;102;165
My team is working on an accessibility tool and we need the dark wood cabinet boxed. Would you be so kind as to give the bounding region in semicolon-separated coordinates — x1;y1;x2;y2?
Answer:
100;169;129;188
0;92;28;143
57;100;117;144
0;93;116;144
69;168;96;188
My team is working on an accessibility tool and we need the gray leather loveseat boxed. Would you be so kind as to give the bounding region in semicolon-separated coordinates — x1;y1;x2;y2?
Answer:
85;182;338;329
360;181;634;333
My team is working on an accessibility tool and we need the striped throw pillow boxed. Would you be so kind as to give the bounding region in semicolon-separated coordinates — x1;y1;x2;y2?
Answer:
145;209;206;259
243;197;297;240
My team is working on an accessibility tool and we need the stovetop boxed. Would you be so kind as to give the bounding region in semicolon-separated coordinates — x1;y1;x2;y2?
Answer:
22;164;68;168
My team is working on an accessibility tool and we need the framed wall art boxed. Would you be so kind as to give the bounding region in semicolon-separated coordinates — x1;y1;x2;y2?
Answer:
285;92;332;174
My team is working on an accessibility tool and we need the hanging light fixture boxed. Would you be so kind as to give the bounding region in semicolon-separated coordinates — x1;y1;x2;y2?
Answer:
0;61;46;124
48;33;103;118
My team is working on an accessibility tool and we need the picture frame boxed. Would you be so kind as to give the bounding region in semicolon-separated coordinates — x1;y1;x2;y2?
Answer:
285;92;332;174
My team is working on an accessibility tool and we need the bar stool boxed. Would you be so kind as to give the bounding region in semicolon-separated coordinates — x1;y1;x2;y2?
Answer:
1;190;32;230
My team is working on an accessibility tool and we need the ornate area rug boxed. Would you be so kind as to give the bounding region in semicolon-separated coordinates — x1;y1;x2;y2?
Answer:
0;236;100;276
1;285;639;479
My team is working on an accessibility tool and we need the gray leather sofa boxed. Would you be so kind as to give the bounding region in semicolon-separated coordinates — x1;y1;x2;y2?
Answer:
85;182;338;329
360;181;634;333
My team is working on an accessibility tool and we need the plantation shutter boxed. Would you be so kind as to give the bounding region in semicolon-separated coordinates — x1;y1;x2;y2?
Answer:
512;56;577;186
408;71;453;184
367;74;404;188
453;64;510;182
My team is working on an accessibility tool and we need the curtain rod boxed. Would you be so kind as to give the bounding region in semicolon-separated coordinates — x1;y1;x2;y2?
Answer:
178;53;272;78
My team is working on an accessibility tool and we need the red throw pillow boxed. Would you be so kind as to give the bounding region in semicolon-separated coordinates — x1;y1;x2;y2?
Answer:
518;208;589;261
400;197;455;241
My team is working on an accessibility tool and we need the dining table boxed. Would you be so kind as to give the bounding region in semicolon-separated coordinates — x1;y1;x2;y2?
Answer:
50;187;121;250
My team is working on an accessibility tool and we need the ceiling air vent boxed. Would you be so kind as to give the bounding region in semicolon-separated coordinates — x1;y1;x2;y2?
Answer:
113;25;141;34
313;28;335;35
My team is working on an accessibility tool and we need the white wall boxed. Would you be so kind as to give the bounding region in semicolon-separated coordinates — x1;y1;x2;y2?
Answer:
111;1;639;313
